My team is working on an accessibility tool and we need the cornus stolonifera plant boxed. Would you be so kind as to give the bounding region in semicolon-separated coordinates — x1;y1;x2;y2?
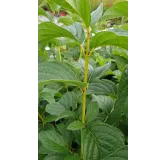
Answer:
38;0;128;160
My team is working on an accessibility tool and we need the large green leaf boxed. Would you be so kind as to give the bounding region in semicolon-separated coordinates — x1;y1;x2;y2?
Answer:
46;103;67;116
102;1;128;21
82;122;125;160
91;31;128;50
38;22;78;43
38;61;86;88
67;120;84;130
89;62;111;82
54;0;91;27
85;101;99;124
87;79;117;96
38;130;70;154
92;95;114;114
102;145;128;160
91;3;103;25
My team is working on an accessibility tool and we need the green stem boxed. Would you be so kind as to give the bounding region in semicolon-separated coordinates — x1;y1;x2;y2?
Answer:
58;47;61;62
81;27;90;159
80;45;83;59
52;11;55;23
38;112;44;125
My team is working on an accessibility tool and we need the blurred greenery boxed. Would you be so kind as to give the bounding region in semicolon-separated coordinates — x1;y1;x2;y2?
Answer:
38;0;127;11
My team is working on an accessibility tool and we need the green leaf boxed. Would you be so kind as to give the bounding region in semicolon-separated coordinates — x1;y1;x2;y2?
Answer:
109;28;128;36
64;154;80;160
64;22;85;43
58;91;78;110
91;3;103;25
86;101;99;124
58;16;73;26
89;62;111;81
82;122;125;160
38;7;49;19
87;79;117;96
38;130;69;154
51;38;76;47
54;0;91;27
38;61;86;88
113;55;128;72
92;95;114;114
112;48;128;59
91;31;128;50
54;0;77;13
46;103;67;116
48;0;61;12
102;145;128;160
42;83;64;95
102;1;128;21
56;122;73;147
56;111;77;121
39;154;47;160
43;123;55;131
45;115;58;123
38;145;55;155
67;120;84;130
39;92;55;104
38;22;78;43
44;154;64;160
108;66;128;124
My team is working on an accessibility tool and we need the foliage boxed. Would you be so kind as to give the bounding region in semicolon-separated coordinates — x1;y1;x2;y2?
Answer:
38;1;128;160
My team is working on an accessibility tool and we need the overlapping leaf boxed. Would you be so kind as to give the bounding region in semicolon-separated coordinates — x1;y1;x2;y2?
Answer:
102;145;128;160
44;154;64;160
38;22;78;43
108;66;128;124
91;3;103;25
102;1;128;21
46;103;67;116
85;101;99;124
38;61;86;88
38;130;70;154
58;91;78;110
92;95;114;114
87;79;117;96
54;0;91;27
82;122;125;160
91;31;128;50
89;62;111;82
